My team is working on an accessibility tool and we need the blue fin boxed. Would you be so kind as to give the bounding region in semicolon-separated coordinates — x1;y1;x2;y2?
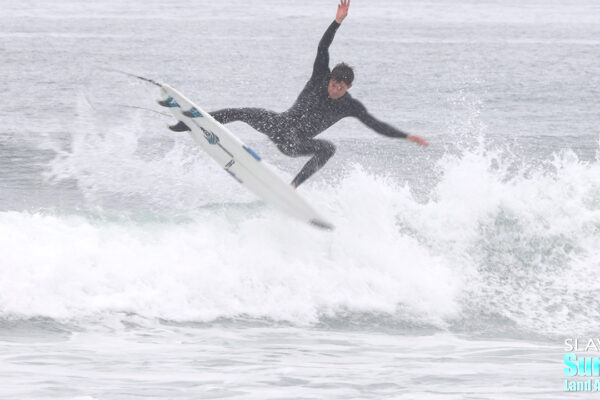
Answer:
158;97;179;108
183;108;202;118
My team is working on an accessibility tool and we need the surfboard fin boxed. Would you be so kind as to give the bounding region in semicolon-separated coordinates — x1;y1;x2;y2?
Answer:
158;97;179;108
183;108;202;118
169;121;191;132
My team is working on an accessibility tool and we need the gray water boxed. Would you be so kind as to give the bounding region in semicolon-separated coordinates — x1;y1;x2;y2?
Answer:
1;0;599;398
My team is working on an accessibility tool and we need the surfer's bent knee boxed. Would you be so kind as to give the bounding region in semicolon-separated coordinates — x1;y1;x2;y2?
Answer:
320;141;336;158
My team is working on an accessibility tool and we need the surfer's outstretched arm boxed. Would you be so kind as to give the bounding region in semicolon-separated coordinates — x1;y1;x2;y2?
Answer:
312;1;350;79
352;101;429;146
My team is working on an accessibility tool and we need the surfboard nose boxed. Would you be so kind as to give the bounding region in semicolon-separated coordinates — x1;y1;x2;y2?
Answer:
310;219;334;230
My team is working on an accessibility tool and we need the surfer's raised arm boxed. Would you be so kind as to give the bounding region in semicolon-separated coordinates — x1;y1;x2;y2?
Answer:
312;0;350;79
335;0;350;24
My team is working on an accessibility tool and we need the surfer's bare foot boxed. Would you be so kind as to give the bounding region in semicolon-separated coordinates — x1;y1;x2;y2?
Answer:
291;183;297;190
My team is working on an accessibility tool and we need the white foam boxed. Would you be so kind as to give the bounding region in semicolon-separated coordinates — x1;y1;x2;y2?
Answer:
6;130;600;336
2;155;466;326
14;89;600;335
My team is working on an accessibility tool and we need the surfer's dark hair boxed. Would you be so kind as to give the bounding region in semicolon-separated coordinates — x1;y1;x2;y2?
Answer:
331;63;354;85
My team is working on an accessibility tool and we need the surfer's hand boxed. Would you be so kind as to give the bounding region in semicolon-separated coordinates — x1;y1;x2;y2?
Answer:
407;134;429;147
335;0;350;24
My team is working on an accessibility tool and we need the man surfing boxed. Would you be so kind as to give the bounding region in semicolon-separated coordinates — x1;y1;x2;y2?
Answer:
211;0;428;188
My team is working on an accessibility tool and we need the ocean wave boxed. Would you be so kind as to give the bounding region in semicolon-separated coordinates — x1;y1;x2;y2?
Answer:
2;137;599;338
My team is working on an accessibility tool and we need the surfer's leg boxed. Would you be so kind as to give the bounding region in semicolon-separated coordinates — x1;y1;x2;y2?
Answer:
210;108;279;135
277;139;336;187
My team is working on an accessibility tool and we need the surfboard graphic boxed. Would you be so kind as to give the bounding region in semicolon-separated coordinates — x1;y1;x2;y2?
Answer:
158;84;334;230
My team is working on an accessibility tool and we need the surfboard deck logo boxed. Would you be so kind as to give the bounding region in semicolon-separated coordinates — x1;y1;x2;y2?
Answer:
200;127;220;145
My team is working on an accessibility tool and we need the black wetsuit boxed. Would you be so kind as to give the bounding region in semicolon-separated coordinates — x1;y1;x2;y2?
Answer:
211;20;407;187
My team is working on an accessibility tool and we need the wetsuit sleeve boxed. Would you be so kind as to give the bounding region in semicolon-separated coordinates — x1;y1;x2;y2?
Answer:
351;100;408;139
311;20;341;80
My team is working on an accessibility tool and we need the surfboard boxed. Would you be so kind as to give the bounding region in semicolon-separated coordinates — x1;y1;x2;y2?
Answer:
157;84;334;230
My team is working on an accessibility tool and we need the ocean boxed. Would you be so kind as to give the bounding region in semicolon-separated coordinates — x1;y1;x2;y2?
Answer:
1;0;599;398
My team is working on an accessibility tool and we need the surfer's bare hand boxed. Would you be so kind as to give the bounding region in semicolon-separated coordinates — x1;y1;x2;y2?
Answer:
407;134;429;147
335;0;350;24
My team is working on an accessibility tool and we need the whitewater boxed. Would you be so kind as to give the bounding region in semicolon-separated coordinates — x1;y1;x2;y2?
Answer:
1;0;599;398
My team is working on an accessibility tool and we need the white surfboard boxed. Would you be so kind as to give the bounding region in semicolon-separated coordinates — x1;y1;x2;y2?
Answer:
158;84;334;230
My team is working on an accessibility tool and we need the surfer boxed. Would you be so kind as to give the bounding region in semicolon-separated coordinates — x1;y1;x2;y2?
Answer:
210;0;428;188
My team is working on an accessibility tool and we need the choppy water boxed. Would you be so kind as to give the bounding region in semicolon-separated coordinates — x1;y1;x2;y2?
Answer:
1;0;599;398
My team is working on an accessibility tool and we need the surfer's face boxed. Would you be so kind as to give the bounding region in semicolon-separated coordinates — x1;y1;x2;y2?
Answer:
328;79;351;99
